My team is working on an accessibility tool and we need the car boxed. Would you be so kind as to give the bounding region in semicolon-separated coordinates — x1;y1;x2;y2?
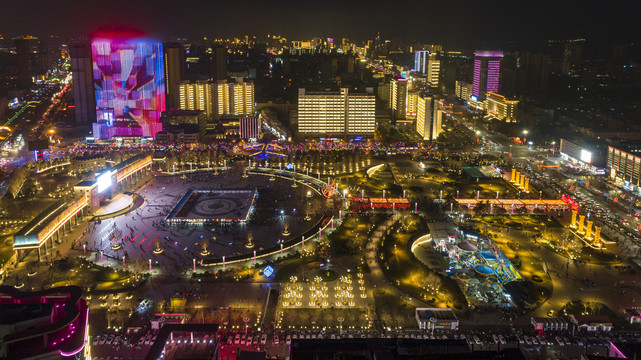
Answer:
292;334;298;340
524;336;532;345
93;336;100;346
99;335;108;345
286;335;291;345
547;309;556;317
498;335;506;345
137;337;145;346
273;335;279;344
253;335;260;345
330;334;336;339
240;334;246;345
306;334;311;339
492;335;499;343
113;336;121;345
234;334;241;344
260;334;267;345
226;335;233;345
473;336;481;345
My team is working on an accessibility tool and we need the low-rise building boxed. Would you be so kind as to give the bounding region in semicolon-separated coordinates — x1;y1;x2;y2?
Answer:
484;92;518;122
569;314;613;332
531;317;569;331
415;307;458;331
0;286;90;359
624;309;641;324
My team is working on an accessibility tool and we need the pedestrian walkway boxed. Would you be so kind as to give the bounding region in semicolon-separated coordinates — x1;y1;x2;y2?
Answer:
365;212;426;307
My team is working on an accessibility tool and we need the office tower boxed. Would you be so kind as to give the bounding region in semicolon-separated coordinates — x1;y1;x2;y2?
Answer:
178;80;214;117
414;50;429;74
211;46;227;81
239;117;261;139
164;42;185;110
416;95;443;141
297;88;375;136
472;51;503;101
14;38;33;89
391;76;408;120
69;43;96;125
91;39;165;139
484;93;518;122
426;53;440;88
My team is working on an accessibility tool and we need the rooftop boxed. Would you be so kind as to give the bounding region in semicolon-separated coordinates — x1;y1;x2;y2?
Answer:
415;307;458;321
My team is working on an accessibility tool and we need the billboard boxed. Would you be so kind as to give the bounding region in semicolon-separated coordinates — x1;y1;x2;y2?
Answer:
92;39;165;139
97;171;113;193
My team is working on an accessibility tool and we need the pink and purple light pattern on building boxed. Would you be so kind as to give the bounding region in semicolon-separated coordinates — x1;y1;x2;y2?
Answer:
472;51;503;101
91;39;165;139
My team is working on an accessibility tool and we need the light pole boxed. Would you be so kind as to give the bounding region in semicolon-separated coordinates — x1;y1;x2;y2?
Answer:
338;317;344;337
243;317;250;334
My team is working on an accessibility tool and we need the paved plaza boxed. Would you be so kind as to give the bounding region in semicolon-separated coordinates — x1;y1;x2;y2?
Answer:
82;165;329;275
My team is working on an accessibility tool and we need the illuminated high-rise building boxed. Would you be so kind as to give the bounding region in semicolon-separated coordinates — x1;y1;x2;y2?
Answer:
414;50;429;74
426;53;440;88
391;76;408;120
164;42;185;110
178;81;214;117
407;90;419;118
91;39;165;139
346;94;376;135
216;79;255;117
298;88;375;136
455;80;473;101
69;42;96;125
472;51;503;101
416;95;443;141
178;79;254;120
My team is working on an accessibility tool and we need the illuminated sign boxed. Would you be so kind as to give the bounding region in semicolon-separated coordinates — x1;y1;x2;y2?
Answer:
97;172;113;193
580;149;592;164
263;265;274;277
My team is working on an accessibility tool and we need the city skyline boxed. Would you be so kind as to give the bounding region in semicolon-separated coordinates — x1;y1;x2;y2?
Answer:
2;0;640;48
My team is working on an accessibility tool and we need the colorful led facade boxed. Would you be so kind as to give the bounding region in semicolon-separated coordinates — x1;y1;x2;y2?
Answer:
91;39;165;139
472;51;503;101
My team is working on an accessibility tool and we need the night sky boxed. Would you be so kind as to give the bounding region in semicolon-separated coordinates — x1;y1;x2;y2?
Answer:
2;0;640;47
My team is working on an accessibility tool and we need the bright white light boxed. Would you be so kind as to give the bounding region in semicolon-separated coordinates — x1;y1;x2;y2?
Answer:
580;149;592;164
97;172;113;193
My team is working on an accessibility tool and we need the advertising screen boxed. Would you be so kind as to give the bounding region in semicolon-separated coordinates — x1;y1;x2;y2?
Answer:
97;172;113;193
